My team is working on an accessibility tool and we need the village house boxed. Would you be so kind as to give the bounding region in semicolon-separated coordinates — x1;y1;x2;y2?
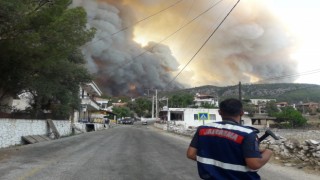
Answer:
159;108;222;127
95;97;111;111
276;102;288;108
194;93;218;107
156;93;255;128
250;98;276;106
296;102;319;114
0;81;105;148
249;98;276;113
77;81;102;122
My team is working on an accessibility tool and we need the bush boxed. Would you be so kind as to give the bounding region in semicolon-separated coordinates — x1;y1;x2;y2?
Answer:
274;107;307;128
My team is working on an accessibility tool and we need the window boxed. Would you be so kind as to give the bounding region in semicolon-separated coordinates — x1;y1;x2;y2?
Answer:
194;114;198;120
170;112;184;121
209;114;216;120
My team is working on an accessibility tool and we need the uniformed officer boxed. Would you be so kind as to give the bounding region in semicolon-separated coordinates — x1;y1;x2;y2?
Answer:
187;98;272;180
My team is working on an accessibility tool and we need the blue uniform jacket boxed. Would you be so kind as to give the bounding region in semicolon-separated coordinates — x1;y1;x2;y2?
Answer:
190;120;261;180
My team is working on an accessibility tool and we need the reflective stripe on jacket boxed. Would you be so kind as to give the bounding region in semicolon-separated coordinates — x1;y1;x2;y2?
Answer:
196;122;260;180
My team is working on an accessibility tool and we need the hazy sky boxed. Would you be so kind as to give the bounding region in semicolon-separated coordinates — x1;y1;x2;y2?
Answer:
131;0;310;86
133;0;320;86
73;0;320;96
264;0;320;85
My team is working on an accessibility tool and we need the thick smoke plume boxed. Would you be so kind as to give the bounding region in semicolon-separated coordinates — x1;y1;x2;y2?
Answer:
72;0;297;96
71;0;182;96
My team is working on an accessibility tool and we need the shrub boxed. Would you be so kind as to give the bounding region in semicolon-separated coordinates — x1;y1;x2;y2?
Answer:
274;107;307;128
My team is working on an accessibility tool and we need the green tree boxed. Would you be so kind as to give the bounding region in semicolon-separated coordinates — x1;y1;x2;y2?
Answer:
273;107;307;128
112;107;132;119
169;93;194;108
0;0;95;118
242;101;256;117
201;102;217;109
128;97;152;117
265;101;279;116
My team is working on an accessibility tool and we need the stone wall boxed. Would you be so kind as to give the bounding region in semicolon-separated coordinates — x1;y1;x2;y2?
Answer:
261;138;320;170
154;123;320;170
0;118;108;149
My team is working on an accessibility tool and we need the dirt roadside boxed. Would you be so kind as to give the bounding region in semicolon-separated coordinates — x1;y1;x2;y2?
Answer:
0;146;20;162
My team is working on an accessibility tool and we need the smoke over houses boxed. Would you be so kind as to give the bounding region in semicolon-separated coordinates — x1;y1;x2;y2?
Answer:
72;0;298;96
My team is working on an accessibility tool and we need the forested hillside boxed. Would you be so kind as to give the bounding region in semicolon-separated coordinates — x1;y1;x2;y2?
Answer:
161;83;320;103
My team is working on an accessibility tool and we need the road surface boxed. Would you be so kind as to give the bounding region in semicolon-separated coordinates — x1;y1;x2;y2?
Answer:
0;123;319;180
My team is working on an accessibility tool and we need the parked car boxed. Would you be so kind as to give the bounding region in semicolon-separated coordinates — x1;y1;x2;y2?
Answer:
141;119;148;125
122;118;134;125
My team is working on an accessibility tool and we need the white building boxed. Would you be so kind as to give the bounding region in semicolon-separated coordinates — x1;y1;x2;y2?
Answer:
159;108;222;127
194;93;218;107
250;99;276;105
11;92;32;111
159;107;253;128
76;81;102;122
95;97;111;111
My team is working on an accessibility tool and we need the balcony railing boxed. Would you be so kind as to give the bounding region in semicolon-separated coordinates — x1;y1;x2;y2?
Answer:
81;97;100;110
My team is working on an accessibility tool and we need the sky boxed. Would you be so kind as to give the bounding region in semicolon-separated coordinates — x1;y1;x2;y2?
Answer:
264;0;320;85
131;0;320;86
72;0;320;96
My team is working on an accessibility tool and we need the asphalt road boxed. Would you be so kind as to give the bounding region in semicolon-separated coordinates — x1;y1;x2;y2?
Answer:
0;124;198;180
0;123;319;180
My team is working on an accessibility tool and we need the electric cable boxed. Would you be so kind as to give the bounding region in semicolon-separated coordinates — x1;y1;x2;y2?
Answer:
165;0;195;45
174;0;228;63
254;68;320;84
111;0;184;36
102;0;225;77
165;0;241;89
86;0;185;46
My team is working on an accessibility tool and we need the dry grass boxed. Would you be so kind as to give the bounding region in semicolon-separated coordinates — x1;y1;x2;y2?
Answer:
304;113;320;128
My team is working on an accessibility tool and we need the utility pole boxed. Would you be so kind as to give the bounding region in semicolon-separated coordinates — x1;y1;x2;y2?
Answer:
239;81;242;101
155;89;158;120
166;97;168;108
152;96;154;118
239;81;243;125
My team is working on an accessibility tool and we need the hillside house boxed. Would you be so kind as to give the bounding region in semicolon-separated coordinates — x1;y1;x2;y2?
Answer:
194;93;218;107
112;102;128;107
250;99;276;114
95;97;111;111
250;99;276;106
276;102;288;108
296;102;319;114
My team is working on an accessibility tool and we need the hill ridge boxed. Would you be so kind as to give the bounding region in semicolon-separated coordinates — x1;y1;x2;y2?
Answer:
161;83;320;103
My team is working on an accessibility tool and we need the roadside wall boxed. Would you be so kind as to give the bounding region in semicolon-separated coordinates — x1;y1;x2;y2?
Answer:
0;119;72;149
0;118;108;149
154;123;320;170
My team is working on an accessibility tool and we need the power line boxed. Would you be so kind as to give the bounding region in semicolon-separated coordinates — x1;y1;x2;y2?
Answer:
86;0;185;46
111;0;184;36
101;0;225;77
165;0;241;89
172;0;229;61
165;0;195;45
255;68;320;84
